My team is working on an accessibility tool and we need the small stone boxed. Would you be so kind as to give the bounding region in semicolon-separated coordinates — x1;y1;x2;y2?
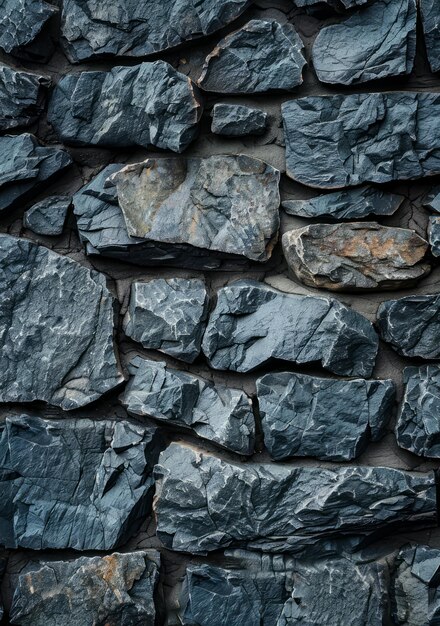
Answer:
282;92;440;188
282;222;430;292
121;357;255;455
0;64;49;131
211;104;268;136
153;442;436;554
0;0;57;58
9;550;160;626
423;186;440;212
202;280;378;376
376;294;440;359
48;61;203;153
282;187;404;220
23;195;71;236
0;134;71;212
429;216;440;256
312;0;416;85
0;234;123;409
420;0;440;73
257;372;395;461
0;414;163;550
198;20;306;93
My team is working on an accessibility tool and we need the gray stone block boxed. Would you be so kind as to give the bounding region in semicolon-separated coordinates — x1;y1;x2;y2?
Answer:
23;195;71;236
0;64;49;131
420;0;440;73
0;0;57;57
211;104;268;136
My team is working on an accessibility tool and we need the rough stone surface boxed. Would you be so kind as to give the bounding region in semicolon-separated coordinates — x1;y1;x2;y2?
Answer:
0;415;163;550
423;186;440;212
198;20;306;93
294;0;369;7
283;92;440;188
60;0;251;63
202;280;378;376
9;550;160;626
312;0;416;85
211;104;268;136
420;0;440;73
282;222;430;292
0;0;57;57
376;294;440;359
0;64;49;131
0;234;123;409
48;61;202;153
23;195;71;236
121;357;255;455
257;372;395;461
429;216;440;256
0;134;71;212
154;443;437;554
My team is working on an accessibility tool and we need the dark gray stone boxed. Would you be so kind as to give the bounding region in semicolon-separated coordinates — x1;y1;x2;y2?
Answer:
23;195;71;236
429;216;440;256
201;280;378;377
48;61;202;153
312;0;416;85
9;550;160;626
0;234;123;409
211;103;268;136
0;558;5;621
423;186;440;213
60;0;251;63
420;0;440;73
376;294;440;359
282;222;430;292
0;0;57;58
121;357;255;455
294;0;370;8
0;64;49;131
123;279;209;363
282;92;440;188
282;187;404;220
198;20;306;93
0;415;163;550
257;372;395;461
153;442;436;554
0;134;71;212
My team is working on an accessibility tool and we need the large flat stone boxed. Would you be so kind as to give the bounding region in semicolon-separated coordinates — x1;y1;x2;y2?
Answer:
312;0;416;85
420;0;440;73
60;0;251;63
198;20;306;93
0;0;57;58
0;234;123;409
121;357;255;455
211;103;268;136
282;223;430;292
282;92;440;188
23;195;71;236
48;62;202;153
9;550;160;626
153;442;436;554
257;372;395;461
0;64;49;131
201;280;378;377
0;415;163;550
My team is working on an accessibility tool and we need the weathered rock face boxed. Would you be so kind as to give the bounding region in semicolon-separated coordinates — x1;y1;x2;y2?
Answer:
0;0;57;58
48;61;202;153
257;372;395;461
211;103;268;136
0;234;123;409
121;357;255;455
312;0;416;85
429;216;440;256
0;415;163;550
198;20;306;93
60;0;251;63
0;134;71;212
420;0;440;73
376;294;440;359
154;443;436;554
282;223;430;292
0;64;49;131
423;186;440;212
9;550;160;626
123;279;209;363
23;195;71;236
202;280;378;376
283;92;440;188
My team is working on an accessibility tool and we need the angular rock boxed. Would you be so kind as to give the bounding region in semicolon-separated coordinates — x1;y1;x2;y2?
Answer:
121;357;255;455
23;195;71;236
282;92;440;188
48;61;202;153
257;372;395;461
154;442;436;554
123;279;209;363
0;415;163;550
282;223;430;292
0;134;71;212
312;0;416;85
0;64;49;131
211;103;268;136
60;0;251;63
376;294;440;359
429;216;440;256
420;0;440;73
0;234;123;409
202;280;378;376
423;186;440;213
198;20;306;93
0;0;57;58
